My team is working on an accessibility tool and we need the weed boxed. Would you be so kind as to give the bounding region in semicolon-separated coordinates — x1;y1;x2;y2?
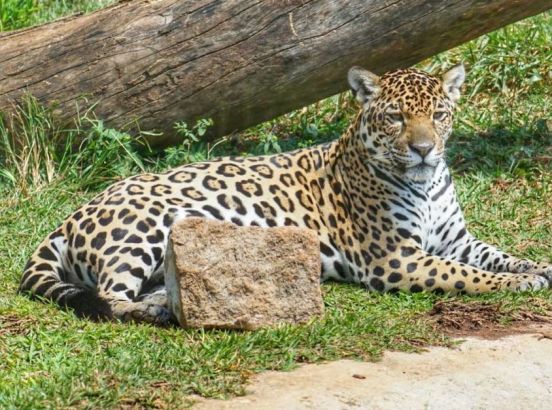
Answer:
0;96;59;194
69;116;147;189
0;97;150;194
256;132;282;155
163;118;215;167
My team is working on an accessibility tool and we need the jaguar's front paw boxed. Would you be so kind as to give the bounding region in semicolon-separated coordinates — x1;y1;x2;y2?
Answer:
524;262;552;283
512;260;552;283
537;266;552;283
508;274;549;292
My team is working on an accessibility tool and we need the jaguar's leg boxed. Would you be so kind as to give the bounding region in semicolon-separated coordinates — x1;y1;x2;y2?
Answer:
362;244;549;294
96;254;172;325
439;232;552;281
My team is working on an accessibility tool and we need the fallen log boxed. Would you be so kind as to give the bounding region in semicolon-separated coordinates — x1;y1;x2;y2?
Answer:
0;0;549;147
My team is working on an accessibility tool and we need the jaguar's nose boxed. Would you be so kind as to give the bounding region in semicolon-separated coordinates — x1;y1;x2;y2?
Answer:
408;142;435;158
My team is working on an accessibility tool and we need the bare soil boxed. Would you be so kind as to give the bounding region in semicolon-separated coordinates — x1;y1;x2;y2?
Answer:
428;299;552;339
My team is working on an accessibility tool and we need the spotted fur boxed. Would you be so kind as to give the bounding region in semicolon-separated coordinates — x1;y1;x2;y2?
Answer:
19;65;552;324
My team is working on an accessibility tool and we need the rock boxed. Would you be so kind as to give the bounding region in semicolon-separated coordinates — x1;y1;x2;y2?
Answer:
164;218;324;330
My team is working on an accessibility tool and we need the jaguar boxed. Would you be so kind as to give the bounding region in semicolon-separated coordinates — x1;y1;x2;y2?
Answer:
19;64;552;325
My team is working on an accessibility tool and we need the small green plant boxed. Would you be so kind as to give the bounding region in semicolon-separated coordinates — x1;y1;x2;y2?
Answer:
67;117;147;189
174;118;213;141
163;118;214;167
257;132;282;155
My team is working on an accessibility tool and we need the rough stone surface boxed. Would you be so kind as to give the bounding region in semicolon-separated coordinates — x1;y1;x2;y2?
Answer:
165;218;323;330
193;330;552;410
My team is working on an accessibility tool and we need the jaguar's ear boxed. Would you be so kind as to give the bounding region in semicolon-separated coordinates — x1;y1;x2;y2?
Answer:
442;63;465;103
348;66;381;105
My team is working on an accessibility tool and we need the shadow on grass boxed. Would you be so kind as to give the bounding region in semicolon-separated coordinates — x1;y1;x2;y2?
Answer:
447;120;552;177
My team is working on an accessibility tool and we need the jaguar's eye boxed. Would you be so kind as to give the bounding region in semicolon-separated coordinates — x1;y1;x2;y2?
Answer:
433;111;447;121
387;113;403;123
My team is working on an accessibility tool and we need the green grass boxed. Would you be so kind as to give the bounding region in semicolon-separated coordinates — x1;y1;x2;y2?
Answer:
1;281;447;407
0;4;551;409
0;0;116;31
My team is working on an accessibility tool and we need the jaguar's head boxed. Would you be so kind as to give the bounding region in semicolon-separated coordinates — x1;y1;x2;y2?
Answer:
348;64;465;182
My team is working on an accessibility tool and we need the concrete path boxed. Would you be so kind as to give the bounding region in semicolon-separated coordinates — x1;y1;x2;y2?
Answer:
193;332;552;410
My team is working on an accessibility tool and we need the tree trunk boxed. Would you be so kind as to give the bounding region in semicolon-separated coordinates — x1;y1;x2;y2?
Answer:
0;0;549;147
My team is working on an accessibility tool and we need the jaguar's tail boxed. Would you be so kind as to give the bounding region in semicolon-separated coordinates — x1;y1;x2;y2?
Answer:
18;229;112;320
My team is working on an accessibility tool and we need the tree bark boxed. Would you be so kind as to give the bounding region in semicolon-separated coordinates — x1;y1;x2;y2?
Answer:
0;0;550;147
